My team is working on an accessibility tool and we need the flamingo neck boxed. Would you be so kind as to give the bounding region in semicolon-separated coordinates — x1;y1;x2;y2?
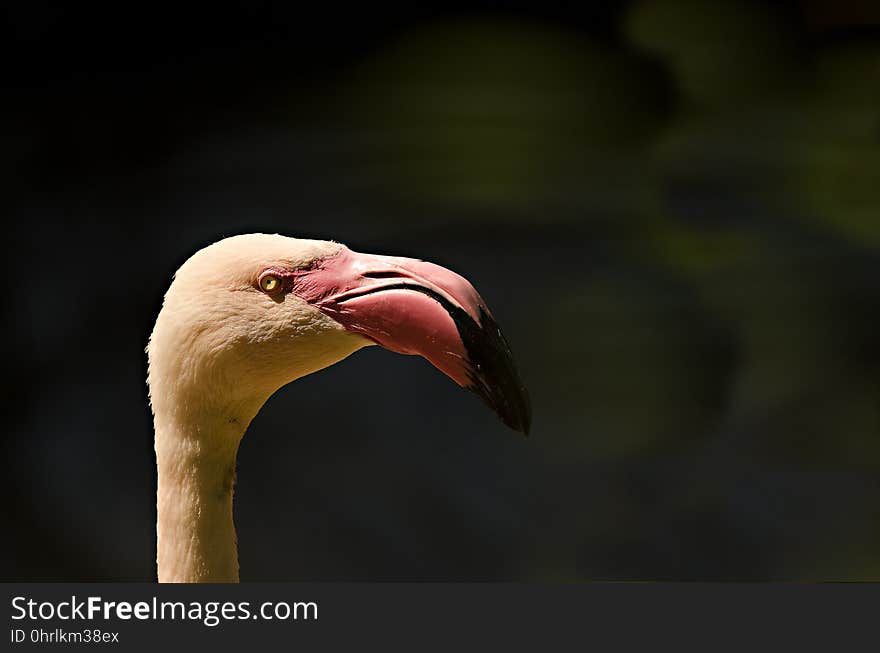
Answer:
154;407;251;583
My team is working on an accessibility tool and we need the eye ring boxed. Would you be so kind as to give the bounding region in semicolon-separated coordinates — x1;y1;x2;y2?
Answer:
259;273;281;293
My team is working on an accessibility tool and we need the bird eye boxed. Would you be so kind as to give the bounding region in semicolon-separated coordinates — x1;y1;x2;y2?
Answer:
259;274;280;293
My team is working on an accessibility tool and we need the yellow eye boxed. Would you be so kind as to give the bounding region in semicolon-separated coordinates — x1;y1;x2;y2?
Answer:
260;275;280;292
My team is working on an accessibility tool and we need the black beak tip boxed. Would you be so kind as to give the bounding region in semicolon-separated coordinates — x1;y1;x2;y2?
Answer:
470;376;531;437
460;308;532;438
520;406;532;437
499;384;531;436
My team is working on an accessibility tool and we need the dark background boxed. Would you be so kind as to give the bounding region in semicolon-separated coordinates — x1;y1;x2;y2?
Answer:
4;0;879;581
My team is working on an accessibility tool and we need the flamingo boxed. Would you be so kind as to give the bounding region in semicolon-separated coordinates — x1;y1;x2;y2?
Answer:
147;234;530;582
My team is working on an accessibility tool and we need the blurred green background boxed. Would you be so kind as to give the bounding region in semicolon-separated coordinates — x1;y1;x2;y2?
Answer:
5;0;880;580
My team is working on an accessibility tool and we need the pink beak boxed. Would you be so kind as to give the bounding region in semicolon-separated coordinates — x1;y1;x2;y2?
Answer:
290;246;531;434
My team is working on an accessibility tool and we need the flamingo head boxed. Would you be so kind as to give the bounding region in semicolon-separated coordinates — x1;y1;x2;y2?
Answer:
147;233;530;435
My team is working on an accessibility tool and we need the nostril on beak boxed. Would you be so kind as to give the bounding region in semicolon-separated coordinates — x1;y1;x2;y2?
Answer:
362;271;406;279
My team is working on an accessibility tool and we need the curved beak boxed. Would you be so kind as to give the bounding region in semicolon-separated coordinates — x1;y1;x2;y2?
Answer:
291;247;531;435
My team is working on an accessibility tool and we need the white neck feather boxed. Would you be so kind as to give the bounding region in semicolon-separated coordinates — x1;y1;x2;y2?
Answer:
149;333;367;583
154;405;253;583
